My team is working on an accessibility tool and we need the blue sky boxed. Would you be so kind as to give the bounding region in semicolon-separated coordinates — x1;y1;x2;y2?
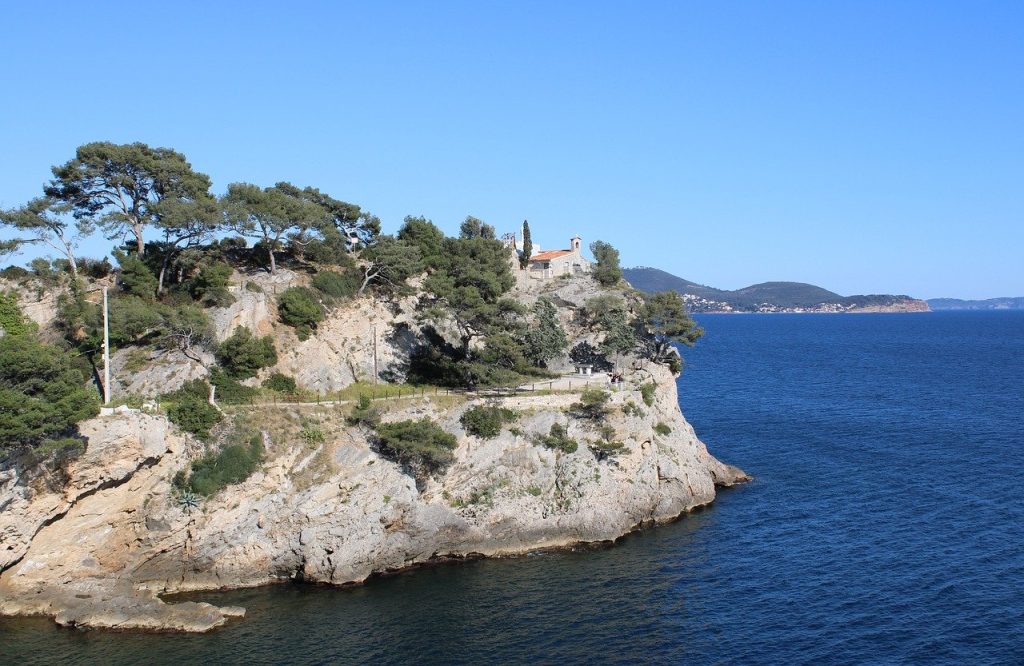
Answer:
2;1;1021;299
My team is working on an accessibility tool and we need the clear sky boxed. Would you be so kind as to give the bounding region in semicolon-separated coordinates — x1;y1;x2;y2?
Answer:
2;1;1021;299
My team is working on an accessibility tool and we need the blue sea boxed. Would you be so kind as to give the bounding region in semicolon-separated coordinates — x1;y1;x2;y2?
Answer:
2;311;1022;664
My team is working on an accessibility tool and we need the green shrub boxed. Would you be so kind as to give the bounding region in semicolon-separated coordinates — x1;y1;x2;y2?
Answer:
167;395;221;439
346;394;381;428
187;261;234;307
526;485;543;496
107;295;164;346
538;423;578;453
215;327;278;379
589;424;626;460
0;265;31;281
300;420;326;447
208;368;259;404
571;388;610;420
375;418;458;476
589;438;626;460
654;422;672;436
29;257;58;282
460;404;517;439
622;401;645;418
80;257;113;279
640;381;657;407
183;436;264;496
0;292;36;337
277;287;324;339
263;372;297;393
115;251;158;299
245;281;263;293
311;270;359;300
0;335;99;451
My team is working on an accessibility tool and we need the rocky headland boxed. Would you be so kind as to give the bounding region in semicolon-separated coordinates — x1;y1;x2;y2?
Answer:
1;257;746;633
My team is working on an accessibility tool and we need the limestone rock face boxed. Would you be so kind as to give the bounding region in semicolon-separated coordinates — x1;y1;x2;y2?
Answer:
110;347;214;397
209;287;277;343
272;292;422;391
0;365;746;632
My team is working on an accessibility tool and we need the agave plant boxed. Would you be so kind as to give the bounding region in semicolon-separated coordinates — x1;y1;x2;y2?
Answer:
177;490;200;513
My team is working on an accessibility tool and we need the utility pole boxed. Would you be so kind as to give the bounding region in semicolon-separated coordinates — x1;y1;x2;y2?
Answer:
102;286;110;405
372;325;378;384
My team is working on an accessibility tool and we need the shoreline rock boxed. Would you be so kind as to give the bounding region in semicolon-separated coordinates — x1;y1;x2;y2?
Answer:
0;366;747;632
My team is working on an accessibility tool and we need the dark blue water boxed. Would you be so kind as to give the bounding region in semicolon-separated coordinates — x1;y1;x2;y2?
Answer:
2;312;1022;664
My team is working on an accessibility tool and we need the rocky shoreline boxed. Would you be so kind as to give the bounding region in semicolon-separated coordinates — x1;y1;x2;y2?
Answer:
0;365;746;632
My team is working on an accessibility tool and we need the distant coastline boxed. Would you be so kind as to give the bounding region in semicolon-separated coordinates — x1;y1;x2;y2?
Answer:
927;297;1024;311
623;267;929;314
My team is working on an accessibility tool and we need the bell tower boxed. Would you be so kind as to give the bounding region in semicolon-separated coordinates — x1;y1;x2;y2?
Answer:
570;235;582;251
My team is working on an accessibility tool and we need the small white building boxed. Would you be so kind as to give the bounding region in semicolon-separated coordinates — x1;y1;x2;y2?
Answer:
528;236;591;278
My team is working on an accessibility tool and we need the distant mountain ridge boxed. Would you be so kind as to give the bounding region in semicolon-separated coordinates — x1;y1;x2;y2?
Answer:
623;267;929;313
927;297;1024;311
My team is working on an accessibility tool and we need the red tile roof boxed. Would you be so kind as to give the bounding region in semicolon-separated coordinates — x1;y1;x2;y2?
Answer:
530;249;572;261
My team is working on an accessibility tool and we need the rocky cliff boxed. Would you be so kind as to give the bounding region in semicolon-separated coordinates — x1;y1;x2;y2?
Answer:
0;270;746;632
0;362;745;632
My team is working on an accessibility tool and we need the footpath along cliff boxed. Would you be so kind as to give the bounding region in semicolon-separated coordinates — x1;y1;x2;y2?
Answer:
0;252;746;632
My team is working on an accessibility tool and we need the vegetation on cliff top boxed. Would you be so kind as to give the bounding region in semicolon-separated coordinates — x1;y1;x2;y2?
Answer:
0;140;706;460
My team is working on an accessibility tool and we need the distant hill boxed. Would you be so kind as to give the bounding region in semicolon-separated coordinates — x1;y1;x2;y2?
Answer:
623;267;929;313
927;297;1024;311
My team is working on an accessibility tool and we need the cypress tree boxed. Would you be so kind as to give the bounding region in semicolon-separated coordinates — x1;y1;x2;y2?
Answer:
519;220;533;269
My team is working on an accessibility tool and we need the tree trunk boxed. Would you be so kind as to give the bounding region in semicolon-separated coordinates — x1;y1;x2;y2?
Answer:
268;247;277;274
134;223;145;257
157;250;174;295
358;265;378;295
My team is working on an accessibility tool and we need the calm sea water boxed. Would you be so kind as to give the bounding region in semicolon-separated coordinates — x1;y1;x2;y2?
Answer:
2;312;1022;665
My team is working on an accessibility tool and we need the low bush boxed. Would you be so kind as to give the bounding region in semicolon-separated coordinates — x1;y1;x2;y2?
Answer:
589;424;626;461
215;327;278;379
186;261;234;307
460;404;517;439
0;265;31;281
107;295;164;345
621;401;645;418
277;287;324;340
346;394;381;428
179;435;264;497
640;381;657;407
538;423;578;453
164;380;221;439
571;388;610;420
654;422;672;436
208;368;259;404
262;372;297;393
29;257;58;282
375;418;458;476
311;270;359;300
300;420;326;447
79;257;113;279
